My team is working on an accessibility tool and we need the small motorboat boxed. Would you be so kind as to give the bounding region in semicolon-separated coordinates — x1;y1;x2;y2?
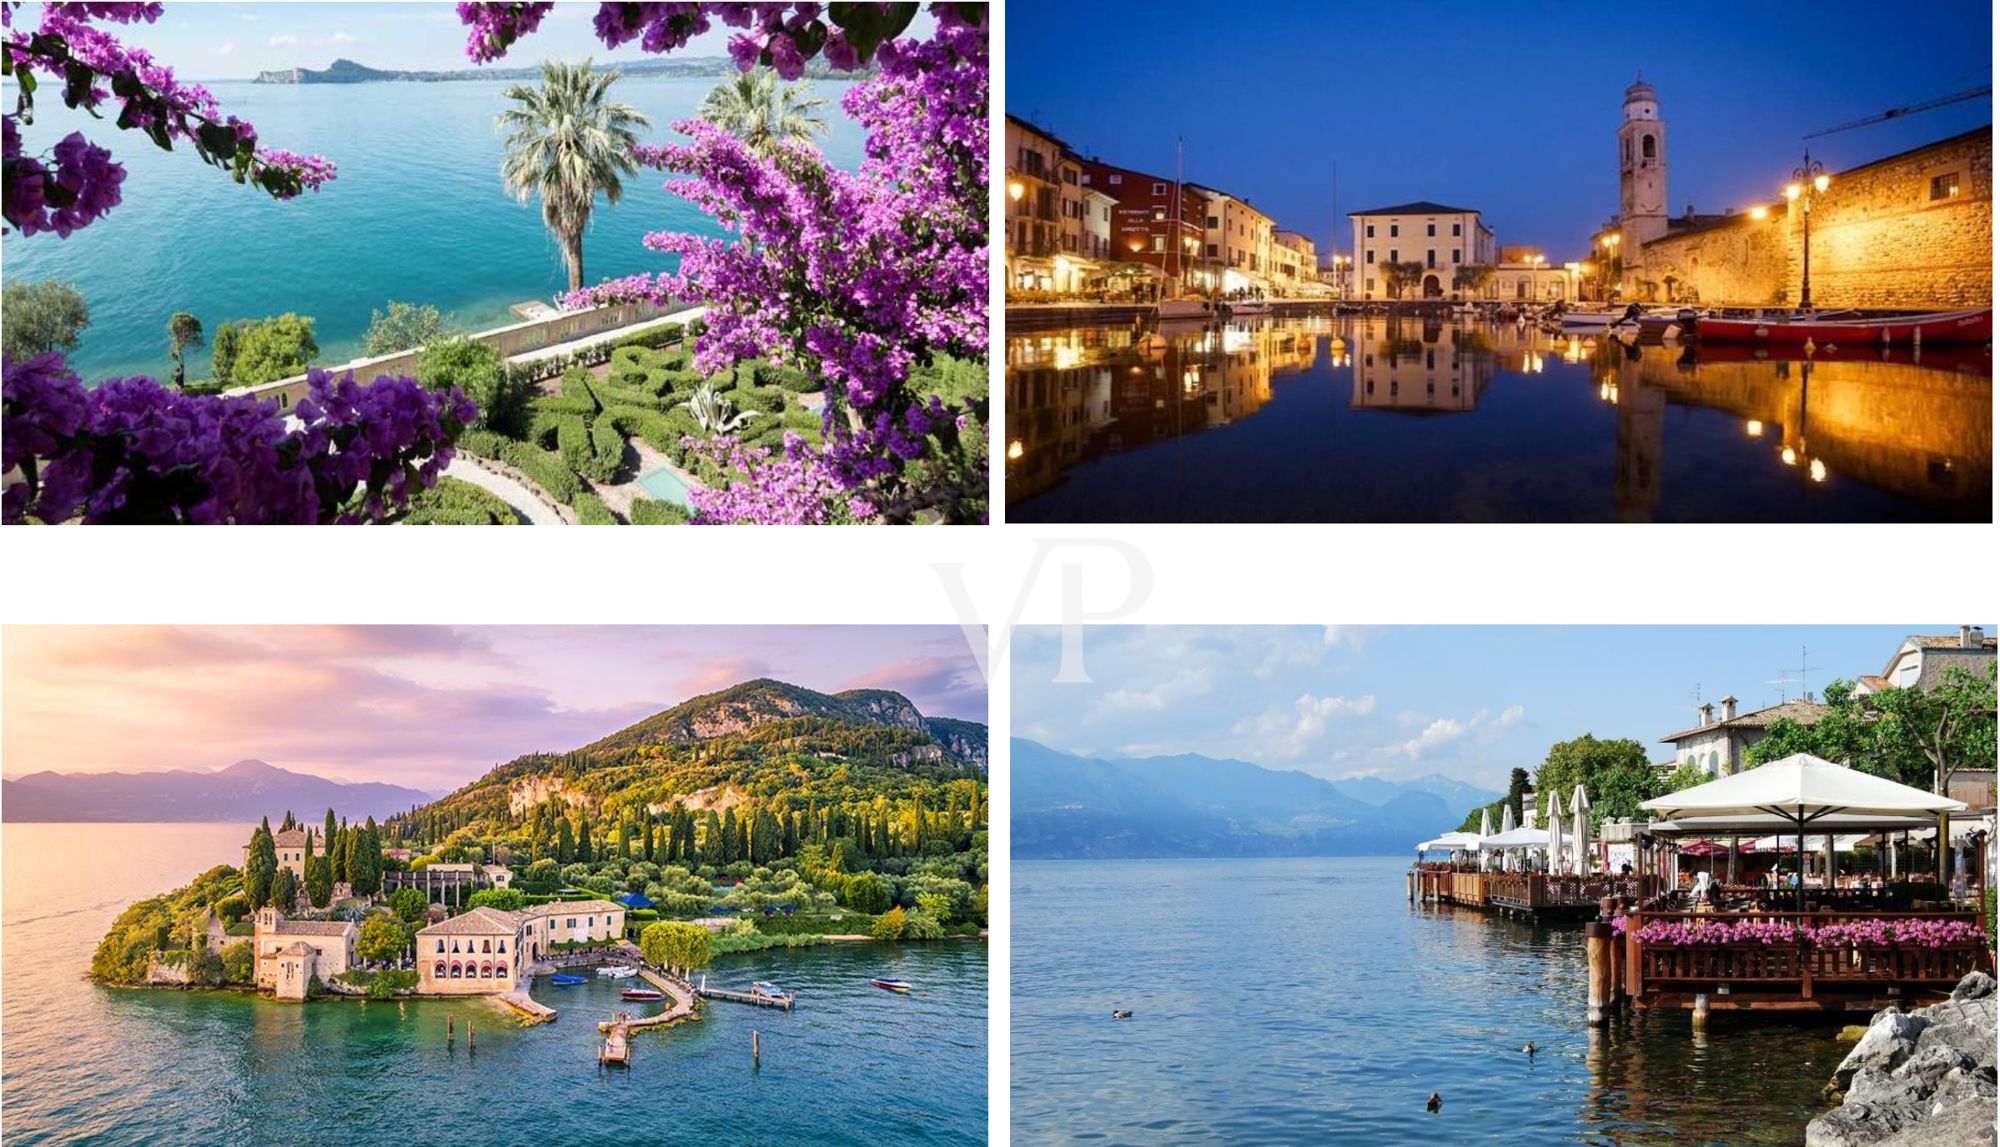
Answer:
751;981;785;999
596;965;638;979
1157;297;1216;321
1226;299;1272;317
1696;307;1991;346
869;978;912;994
621;988;665;1001
550;974;588;986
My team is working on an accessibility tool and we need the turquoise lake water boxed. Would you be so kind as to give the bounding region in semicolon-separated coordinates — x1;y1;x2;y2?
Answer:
2;76;866;382
1013;857;1848;1146
2;822;986;1146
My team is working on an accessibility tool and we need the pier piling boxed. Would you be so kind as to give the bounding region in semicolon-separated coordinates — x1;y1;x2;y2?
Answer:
447;1014;454;1045
469;1022;475;1052
1584;921;1612;1026
753;1028;761;1067
1692;992;1710;1029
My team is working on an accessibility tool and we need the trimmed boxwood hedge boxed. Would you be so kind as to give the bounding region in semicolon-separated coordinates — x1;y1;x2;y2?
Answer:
628;498;690;525
400;477;519;525
573;491;618;525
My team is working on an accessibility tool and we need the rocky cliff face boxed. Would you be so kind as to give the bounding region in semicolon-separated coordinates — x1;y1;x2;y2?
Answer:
506;775;589;817
1807;972;1998;1147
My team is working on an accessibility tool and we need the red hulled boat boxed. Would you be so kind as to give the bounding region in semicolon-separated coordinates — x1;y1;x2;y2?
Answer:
1697;308;1991;346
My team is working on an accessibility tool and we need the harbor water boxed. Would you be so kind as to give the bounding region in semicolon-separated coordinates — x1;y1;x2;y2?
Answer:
1013;856;1848;1145
1004;314;1991;522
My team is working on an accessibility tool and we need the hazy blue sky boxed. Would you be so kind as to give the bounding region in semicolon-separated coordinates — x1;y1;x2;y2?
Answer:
4;626;985;788
22;3;929;78
1012;625;1993;790
1007;0;1992;259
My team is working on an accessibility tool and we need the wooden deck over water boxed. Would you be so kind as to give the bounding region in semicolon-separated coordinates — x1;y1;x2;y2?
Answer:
1409;868;1655;919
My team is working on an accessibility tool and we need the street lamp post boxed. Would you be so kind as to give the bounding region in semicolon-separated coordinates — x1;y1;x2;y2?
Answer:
1785;152;1831;312
1333;254;1352;300
1526;253;1546;302
1599;234;1621;300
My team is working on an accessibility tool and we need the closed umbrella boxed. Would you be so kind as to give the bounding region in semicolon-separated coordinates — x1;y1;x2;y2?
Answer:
1571;784;1592;876
1479;807;1494;871
1547;790;1564;875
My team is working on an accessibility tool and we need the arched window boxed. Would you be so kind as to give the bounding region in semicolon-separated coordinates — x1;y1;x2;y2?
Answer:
497;962;508;979
1642;134;1656;160
434;961;446;978
480;962;492;978
435;939;444;953
1622;138;1630;165
482;939;491;953
497;940;506;953
450;963;462;979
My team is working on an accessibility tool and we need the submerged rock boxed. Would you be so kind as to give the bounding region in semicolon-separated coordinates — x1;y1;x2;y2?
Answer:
1808;974;2000;1147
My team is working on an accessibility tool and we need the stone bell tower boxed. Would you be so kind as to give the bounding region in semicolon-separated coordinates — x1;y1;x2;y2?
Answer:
1618;78;1669;252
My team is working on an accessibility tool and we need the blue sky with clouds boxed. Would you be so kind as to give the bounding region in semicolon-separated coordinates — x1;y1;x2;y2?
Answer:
32;3;929;80
1012;625;1993;790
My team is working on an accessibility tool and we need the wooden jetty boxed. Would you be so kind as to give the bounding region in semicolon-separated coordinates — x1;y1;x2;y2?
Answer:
595;968;698;1038
599;1017;631;1067
1584;899;1993;1023
497;990;557;1024
1409;867;1658;921
696;975;797;1010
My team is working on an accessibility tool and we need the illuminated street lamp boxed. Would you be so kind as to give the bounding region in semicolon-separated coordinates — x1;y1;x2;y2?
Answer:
1785;152;1831;311
1332;253;1353;300
1526;252;1547;301
1007;179;1025;202
1598;233;1622;300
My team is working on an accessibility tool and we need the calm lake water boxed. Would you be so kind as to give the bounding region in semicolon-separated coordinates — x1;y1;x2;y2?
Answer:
1003;315;1992;522
2;823;985;1146
1013;857;1847;1146
3;76;866;382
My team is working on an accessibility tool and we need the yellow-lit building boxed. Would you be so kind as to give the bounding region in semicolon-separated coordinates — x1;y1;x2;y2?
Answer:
1271;230;1323;296
1348;321;1497;413
1349;201;1496;299
1005;115;1079;293
1189;184;1276;295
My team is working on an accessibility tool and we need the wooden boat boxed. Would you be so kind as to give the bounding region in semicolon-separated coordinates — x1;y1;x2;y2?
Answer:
1226;300;1272;317
869;977;912;993
1686;340;1991;374
1157;297;1217;321
595;965;638;979
620;988;665;1001
550;974;588;986
1697;308;1991;346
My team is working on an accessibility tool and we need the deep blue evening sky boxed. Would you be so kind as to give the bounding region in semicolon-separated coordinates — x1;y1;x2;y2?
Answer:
1007;0;1993;260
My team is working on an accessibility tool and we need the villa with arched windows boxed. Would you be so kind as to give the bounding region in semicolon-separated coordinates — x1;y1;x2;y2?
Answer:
414;899;626;995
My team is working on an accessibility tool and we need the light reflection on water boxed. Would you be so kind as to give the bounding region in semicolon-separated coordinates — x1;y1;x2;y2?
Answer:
1013;857;1848;1147
1003;315;1991;522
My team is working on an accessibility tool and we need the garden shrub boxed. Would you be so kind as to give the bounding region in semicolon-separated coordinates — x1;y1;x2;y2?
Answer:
400;477;518;525
560;369;601;410
606;405;680;453
733;386;787;414
589;422;627;478
628;498;690;525
573;491;618;525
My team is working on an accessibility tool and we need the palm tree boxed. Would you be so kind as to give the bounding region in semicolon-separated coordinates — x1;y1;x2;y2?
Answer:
697;66;827;156
497;59;652;293
167;311;202;388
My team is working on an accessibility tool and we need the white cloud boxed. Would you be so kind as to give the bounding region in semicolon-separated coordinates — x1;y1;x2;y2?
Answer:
218;42;236;54
1493;704;1526;730
329;31;357;44
1233;691;1376;759
1397;717;1467;758
268;34;298;47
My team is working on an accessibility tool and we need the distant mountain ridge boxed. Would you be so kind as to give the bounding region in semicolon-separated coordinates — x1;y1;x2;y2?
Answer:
1330;772;1503;811
1013;740;1481;860
252;56;864;85
1;759;435;823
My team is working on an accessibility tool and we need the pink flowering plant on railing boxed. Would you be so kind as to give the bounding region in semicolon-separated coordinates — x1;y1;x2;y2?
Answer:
3;355;474;524
3;2;336;237
1631;916;1987;949
469;3;988;523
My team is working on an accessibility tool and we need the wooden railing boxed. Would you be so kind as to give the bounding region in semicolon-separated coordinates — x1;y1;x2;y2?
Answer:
1489;874;1658;909
1623;910;1991;1001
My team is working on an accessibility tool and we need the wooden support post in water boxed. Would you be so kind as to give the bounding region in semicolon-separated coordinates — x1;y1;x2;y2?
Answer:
1584;921;1612;1026
469;1022;475;1052
753;1028;761;1067
447;1014;454;1044
1692;992;1709;1029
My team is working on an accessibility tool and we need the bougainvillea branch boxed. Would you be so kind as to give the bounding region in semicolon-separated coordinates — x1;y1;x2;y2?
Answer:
2;1;336;236
3;354;474;525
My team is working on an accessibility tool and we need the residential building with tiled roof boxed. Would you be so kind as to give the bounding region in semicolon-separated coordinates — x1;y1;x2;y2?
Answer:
415;899;627;996
1348;201;1496;300
1852;627;1994;695
252;906;357;1000
1658;695;1830;778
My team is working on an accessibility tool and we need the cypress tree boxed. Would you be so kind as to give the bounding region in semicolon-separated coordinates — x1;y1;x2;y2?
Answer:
323;809;337;861
245;823;276;909
557;818;575;864
271;866;298;912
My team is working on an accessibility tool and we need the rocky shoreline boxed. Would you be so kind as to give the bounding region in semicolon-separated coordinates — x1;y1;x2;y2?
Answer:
1808;972;1997;1147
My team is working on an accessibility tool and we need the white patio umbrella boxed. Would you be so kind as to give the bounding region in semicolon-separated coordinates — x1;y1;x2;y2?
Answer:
1478;808;1494;870
1501;803;1517;833
1415;830;1484;854
1641;753;1965;909
1570;784;1592;876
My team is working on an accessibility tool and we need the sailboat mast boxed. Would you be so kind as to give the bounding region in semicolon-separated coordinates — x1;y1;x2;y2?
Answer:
1172;136;1185;296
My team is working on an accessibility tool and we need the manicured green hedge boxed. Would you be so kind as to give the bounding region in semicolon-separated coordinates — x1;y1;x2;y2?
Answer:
573;491;618;525
461;430;583;504
732;385;787;414
628;498;690;525
589;422;626;477
401;477;519;525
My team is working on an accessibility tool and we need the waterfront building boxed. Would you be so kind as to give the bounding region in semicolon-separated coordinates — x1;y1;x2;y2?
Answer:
1658;696;1830;778
414;898;626;996
1078;157;1211;294
1853;627;1994;695
1611;81;1992;308
1271;231;1321;296
251;907;358;1001
1004;114;1076;292
1491;246;1578;303
1189;184;1277;295
1348;202;1496;299
1348;321;1495;413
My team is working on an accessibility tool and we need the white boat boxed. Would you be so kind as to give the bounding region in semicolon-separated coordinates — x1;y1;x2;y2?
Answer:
1226;300;1272;316
596;965;638;979
1158;298;1217;321
1557;309;1633;331
751;980;785;999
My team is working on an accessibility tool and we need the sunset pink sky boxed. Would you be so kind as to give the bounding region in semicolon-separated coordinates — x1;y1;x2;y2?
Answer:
3;626;985;789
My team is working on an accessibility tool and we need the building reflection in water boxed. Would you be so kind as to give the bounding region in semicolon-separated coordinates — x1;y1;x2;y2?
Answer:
1004;321;1316;503
1348;318;1501;414
1605;340;1992;520
1005;314;1990;519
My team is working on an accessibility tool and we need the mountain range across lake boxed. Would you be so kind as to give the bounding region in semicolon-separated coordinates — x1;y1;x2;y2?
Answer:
252;55;865;85
0;759;435;823
1012;738;1499;859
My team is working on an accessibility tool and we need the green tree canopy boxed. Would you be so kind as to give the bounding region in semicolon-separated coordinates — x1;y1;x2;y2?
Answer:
698;66;827;156
364;300;451;356
870;904;906;941
167;311;203;388
269;867;299;913
416;337;523;435
1380;261;1426;300
466;887;527;912
244;824;276;909
639;920;712;974
1534;734;1659;828
389;886;429;923
228;314;320;385
1748;670;1999;793
498;59;652;292
355;913;413;963
2;279;90;360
